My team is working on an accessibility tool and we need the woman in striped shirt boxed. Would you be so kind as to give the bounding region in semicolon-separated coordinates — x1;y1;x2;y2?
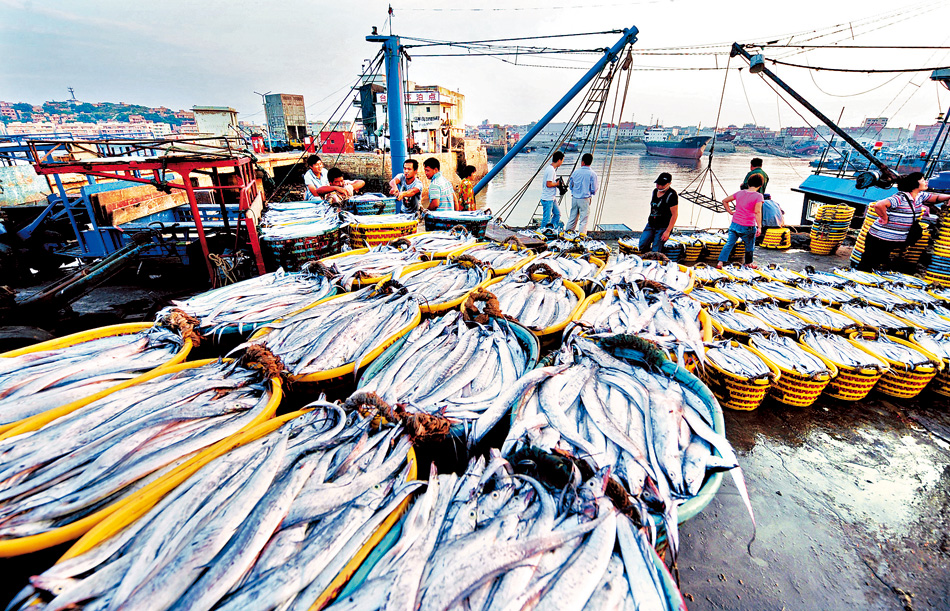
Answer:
857;172;950;272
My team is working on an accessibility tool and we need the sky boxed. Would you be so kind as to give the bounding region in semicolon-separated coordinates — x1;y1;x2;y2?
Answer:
2;0;949;131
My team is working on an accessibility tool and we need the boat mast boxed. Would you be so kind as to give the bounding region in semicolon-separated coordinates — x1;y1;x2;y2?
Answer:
367;31;408;177
730;43;899;186
472;26;640;196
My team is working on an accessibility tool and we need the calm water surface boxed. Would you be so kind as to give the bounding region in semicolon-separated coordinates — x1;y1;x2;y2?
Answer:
480;150;814;230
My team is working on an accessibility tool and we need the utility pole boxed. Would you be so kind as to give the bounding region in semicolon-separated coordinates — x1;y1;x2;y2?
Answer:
254;91;273;152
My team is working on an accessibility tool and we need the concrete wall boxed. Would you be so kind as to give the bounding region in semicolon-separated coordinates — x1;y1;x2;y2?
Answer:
0;165;51;207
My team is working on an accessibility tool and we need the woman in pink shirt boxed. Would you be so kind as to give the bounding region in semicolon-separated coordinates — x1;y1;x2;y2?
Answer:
717;174;764;269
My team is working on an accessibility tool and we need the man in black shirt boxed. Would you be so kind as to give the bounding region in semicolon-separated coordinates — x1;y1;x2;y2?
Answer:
638;172;679;253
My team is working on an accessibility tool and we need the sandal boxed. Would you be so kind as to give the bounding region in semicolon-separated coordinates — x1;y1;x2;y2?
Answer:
715;262;724;270
745;263;758;269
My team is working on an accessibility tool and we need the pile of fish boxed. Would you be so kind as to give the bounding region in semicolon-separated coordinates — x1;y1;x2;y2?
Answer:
720;264;759;282
801;268;850;287
491;271;579;331
578;284;704;364
534;252;602;283
712;282;772;305
851;334;936;367
502;334;753;556
157;267;334;336
360;311;546;439
600;256;692;293
547;236;611;258
749;335;830;377
246;284;420;376
687;286;735;309
886;284;938;305
0;326;183;428
16;403;417;611
260;201;342;241
800;330;887;369
705;342;771;378
754;281;814;303
789;301;860;331
398;259;488;306
840;303;914;331
708;309;773;335
890;305;950;332
464;242;534;272
876;271;929;287
832;267;885;286
842;283;910;310
405;228;477;254
324;455;683;611
911;332;950;361
321;245;422;289
0;359;274;539
797;281;856;305
758;265;802;283
744;303;811;333
691;265;730;284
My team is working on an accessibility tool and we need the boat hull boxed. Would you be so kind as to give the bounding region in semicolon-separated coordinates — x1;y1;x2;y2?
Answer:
644;136;710;159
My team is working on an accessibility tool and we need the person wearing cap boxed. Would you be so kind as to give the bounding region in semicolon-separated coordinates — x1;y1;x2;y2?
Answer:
639;172;679;253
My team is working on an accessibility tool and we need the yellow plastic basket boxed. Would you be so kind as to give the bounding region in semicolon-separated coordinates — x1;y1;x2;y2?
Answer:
0;359;282;557
848;331;943;399
747;340;837;407
701;342;780;411
798;337;887;401
761;227;791;249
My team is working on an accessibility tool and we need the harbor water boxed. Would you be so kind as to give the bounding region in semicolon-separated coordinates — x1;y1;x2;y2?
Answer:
482;150;814;230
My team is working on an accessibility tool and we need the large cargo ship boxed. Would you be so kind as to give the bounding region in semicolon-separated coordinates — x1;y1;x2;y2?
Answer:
644;135;711;159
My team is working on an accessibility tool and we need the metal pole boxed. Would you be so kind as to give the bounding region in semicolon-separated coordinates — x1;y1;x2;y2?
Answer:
366;34;407;178
473;26;640;195
254;91;273;152
730;43;898;182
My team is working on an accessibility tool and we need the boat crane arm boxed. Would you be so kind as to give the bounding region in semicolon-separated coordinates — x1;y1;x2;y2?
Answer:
473;26;640;196
729;43;899;187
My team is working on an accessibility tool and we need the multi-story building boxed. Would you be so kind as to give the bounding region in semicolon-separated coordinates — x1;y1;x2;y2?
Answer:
0;102;18;121
373;84;466;153
264;93;307;146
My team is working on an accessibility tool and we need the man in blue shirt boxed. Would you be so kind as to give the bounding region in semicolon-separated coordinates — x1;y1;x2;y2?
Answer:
388;159;423;213
567;153;597;234
423;157;456;211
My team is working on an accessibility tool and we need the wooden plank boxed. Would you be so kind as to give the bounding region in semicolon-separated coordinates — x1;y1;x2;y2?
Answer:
90;186;189;226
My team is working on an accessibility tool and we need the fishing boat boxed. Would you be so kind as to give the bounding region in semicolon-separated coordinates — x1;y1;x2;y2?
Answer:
644;135;712;160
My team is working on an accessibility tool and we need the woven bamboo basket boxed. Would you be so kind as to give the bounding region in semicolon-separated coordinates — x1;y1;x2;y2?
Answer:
848;331;942;399
798;337;888;402
761;227;791;249
701;341;779;411
348;218;420;248
747;339;837;407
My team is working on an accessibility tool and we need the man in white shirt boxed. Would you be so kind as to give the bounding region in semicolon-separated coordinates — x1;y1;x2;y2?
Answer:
303;155;332;201
539;151;564;229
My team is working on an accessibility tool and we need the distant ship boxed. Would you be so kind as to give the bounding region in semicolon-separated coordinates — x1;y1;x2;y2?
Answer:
644;135;711;160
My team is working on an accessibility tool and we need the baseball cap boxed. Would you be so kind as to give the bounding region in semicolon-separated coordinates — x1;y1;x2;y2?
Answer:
655;172;672;185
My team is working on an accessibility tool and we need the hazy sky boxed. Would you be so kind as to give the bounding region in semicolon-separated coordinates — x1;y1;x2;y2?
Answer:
2;0;949;130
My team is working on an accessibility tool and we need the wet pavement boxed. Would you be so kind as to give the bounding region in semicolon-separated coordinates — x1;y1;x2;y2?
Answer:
679;393;950;611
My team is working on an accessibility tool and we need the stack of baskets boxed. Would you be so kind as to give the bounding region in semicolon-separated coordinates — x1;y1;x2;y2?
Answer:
348;216;419;248
925;207;950;285
849;206;877;268
761;227;791;249
662;240;684;263
262;226;346;271
809;204;854;255
423;210;492;238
